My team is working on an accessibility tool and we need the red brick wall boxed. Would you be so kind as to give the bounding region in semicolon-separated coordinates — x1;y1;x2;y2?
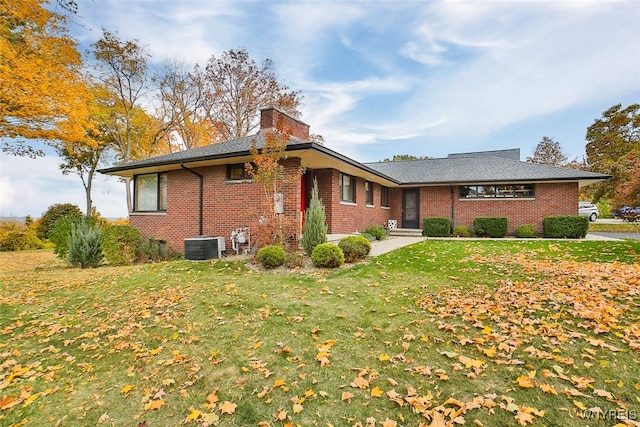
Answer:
131;166;580;250
260;108;310;141
130;158;302;253
306;169;392;233
415;182;578;235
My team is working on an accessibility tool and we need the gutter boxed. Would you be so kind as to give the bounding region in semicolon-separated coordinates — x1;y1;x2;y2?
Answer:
180;163;204;236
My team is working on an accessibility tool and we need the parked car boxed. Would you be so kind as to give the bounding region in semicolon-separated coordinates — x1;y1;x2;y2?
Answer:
578;201;599;222
613;206;640;222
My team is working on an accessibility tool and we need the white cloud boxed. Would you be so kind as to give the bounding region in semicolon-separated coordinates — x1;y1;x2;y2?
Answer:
0;153;127;218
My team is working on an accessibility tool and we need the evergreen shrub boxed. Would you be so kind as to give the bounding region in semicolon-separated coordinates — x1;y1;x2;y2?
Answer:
256;245;286;269
474;217;508;238
452;225;472;237
301;178;328;255
422;217;451;237
515;224;538;238
67;220;103;268
338;235;371;262
543;216;589;239
311;243;344;268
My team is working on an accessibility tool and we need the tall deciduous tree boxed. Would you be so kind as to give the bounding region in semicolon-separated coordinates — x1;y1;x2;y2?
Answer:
585;103;640;201
155;60;218;151
204;49;303;140
54;84;113;216
0;0;89;157
527;137;568;166
90;29;151;212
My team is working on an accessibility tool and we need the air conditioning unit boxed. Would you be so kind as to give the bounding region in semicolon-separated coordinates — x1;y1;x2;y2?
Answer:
184;236;225;260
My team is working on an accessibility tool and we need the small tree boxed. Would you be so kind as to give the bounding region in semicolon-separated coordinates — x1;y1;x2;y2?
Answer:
300;178;327;255
526;137;568;166
67;220;103;268
245;127;303;249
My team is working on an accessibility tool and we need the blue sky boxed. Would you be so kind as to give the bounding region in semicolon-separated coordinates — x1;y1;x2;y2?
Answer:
1;0;638;218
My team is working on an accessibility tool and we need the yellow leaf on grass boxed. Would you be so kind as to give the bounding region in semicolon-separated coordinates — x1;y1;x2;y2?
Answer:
459;355;484;369
538;383;558;395
219;401;237;414
144;399;165;411
371;386;384;398
573;400;586;411
378;353;391;362
517;375;535;388
274;379;286;388
120;384;134;394
185;408;201;422
477;346;496;357
292;403;303;414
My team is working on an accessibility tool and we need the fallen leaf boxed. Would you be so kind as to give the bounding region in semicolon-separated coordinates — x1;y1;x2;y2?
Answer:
144;399;165;411
219;401;237;414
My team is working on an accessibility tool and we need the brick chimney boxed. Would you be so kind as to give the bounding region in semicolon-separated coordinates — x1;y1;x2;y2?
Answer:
260;107;310;141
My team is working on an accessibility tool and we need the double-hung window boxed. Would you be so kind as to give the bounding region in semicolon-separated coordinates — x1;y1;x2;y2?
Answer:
380;186;389;207
365;181;374;206
340;173;356;203
134;172;167;211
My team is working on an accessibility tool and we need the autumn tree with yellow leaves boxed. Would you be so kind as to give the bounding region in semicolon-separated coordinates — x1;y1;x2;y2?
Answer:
0;0;90;157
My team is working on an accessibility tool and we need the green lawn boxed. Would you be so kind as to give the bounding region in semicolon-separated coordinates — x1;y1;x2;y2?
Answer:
1;240;639;427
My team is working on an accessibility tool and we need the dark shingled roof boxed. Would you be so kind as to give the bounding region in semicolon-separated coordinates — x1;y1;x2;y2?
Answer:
99;132;311;174
363;156;609;184
100;131;610;185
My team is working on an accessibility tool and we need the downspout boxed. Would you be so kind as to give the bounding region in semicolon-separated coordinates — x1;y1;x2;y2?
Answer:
449;183;455;234
180;163;204;236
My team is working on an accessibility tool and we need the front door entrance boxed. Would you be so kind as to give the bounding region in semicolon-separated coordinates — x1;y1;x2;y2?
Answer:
402;189;420;229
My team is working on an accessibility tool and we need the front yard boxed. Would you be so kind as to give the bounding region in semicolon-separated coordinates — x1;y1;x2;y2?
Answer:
1;240;639;426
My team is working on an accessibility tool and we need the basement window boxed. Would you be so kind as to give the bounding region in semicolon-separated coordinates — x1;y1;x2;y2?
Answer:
134;172;167;211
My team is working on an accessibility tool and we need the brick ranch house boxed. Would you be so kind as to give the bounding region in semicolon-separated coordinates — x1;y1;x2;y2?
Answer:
99;107;610;254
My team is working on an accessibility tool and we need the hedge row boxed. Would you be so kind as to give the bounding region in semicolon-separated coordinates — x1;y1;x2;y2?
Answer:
421;216;589;239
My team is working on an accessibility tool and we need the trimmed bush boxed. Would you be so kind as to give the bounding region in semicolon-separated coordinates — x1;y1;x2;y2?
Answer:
422;217;451;237
543;216;589;239
311;243;344;268
338;235;371;263
515;224;538;238
100;225;143;265
256;245;286;269
67;220;103;268
36;203;83;240
362;225;386;241
452;225;472;238
474;217;507;238
301;178;328;255
284;251;305;269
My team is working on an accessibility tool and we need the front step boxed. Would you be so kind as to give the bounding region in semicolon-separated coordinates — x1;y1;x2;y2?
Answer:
388;228;423;237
